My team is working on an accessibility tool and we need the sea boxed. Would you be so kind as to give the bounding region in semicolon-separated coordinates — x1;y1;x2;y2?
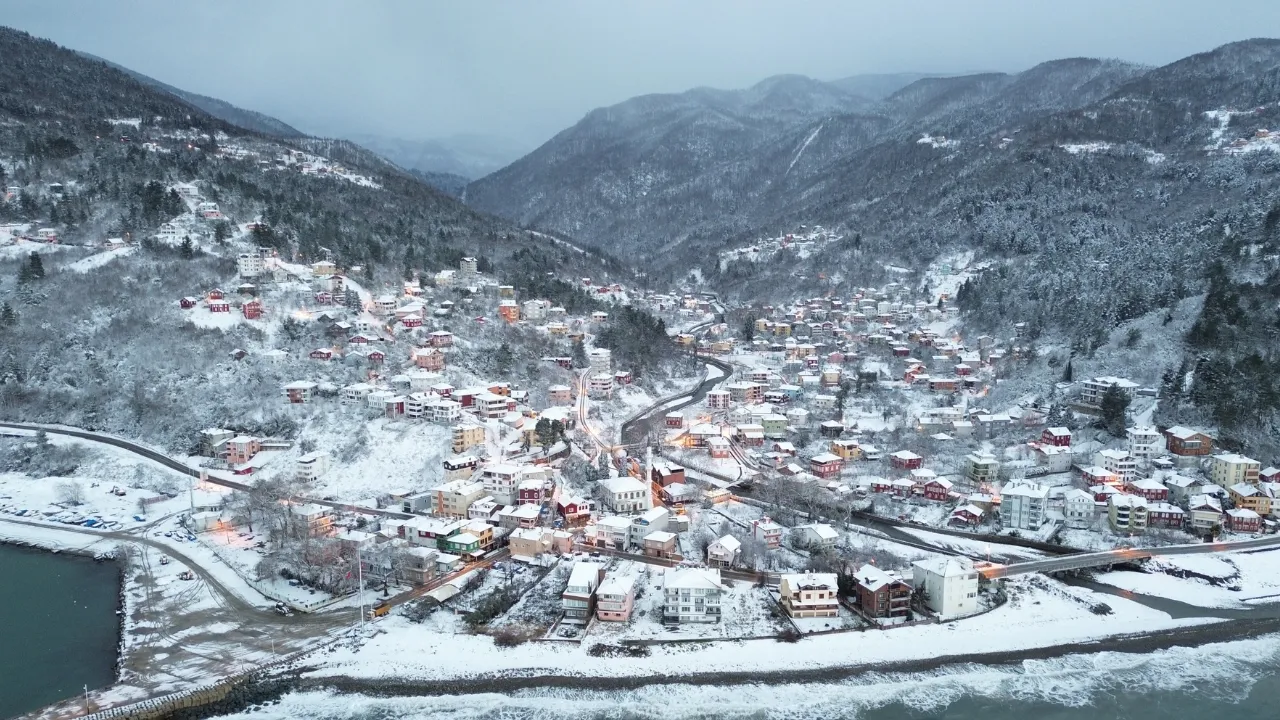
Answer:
0;543;119;719
212;634;1280;720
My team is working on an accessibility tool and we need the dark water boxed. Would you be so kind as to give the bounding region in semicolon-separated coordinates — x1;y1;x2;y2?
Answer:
0;544;120;719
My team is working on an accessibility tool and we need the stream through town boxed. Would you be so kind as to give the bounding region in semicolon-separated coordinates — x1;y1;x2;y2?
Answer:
0;543;119;719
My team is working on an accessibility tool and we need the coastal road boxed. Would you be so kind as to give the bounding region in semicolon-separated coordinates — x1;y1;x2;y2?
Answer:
0;422;412;520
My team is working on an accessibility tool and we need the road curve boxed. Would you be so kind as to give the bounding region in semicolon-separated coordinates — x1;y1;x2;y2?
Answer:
0;421;411;520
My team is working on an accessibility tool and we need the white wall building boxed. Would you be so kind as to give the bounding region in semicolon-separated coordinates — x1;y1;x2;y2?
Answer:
600;476;652;514
1001;481;1050;531
911;556;980;619
663;568;725;623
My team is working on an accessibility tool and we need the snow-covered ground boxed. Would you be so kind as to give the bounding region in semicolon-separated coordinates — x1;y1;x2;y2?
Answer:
306;575;1217;684
64;246;136;273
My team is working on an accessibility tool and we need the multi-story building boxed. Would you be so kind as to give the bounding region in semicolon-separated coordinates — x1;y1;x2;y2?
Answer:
965;453;1000;485
1079;376;1138;408
778;573;840;618
1126;426;1164;460
562;562;604;622
237;252;265;278
852;564;912;620
600;476;652;514
431;479;487;518
663;568;725;624
1001;481;1050;530
451;424;486;454
911;557;980;619
1108;494;1149;534
295;451;331;482
1228;483;1272;517
1062;488;1096;529
1210;453;1261;487
1096;449;1139;483
1164;426;1214;458
595;574;637;622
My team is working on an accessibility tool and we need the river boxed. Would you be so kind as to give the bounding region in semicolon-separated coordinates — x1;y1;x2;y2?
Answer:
0;544;120;719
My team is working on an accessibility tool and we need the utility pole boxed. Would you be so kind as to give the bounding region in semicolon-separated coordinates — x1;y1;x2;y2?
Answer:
357;544;365;633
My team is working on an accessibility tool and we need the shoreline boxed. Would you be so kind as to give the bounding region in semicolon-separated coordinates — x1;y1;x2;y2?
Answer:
291;616;1277;696
0;537;126;716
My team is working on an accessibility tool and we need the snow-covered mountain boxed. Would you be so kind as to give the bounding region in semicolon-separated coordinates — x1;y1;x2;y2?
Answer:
346;132;532;181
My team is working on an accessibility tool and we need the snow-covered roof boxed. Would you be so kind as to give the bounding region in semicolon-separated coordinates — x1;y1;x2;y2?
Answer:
664;568;725;591
912;556;976;578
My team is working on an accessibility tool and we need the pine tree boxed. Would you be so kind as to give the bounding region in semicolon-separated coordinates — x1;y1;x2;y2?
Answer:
18;252;44;283
179;236;194;259
1099;385;1130;437
571;339;588;368
0;302;16;327
1062;358;1074;382
742;315;756;342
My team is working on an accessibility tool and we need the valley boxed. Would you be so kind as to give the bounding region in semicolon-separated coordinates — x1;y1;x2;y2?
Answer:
3;18;1280;720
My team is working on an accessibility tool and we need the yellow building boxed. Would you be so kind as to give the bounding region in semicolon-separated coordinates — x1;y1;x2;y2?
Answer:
451;424;486;454
1228;483;1272;516
831;439;862;460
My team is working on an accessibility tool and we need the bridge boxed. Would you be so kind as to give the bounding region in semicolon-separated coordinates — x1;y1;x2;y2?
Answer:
980;535;1280;578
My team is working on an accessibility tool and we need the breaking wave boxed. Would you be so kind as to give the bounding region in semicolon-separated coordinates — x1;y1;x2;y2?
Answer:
220;634;1280;720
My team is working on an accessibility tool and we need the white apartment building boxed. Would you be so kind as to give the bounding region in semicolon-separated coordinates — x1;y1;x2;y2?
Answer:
1126;426;1165;460
1062;488;1096;529
295;451;331;482
1096;449;1139;483
1108;494;1149;534
663;568;725;624
237;252;265;278
1079;376;1138;407
911;557;980;619
1001;481;1050;531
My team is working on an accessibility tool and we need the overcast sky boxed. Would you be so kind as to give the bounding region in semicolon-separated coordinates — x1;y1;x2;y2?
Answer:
4;0;1278;149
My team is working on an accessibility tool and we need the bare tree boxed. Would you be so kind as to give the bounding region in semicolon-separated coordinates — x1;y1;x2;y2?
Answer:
55;480;84;505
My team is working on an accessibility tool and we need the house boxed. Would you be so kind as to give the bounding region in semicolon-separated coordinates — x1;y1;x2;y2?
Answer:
663;568;725;624
508;527;555;562
309;348;334;361
705;390;731;410
242;299;264;319
831;439;861;460
179;296;198;309
1062;488;1096;529
911;557;980;619
1041;427;1072;447
921;476;955;502
1001;481;1050;531
1108;494;1148;534
562;562;605;622
752;516;784;548
1125;477;1169;502
429;330;454;347
651;461;686;487
295;451;331;482
1080;465;1121;487
1126;426;1164;460
778;573;840;619
792;523;838;549
586;516;632;548
596;574;638;622
1188;494;1224;533
964;453;1000;485
225;436;261;464
707;436;732;459
1210;453;1261;487
600;476;652;514
1080;376;1138;407
283;380;318;404
643;530;679;559
1228;483;1272;516
664;411;685;429
589;373;614;398
628;507;670;549
1164;426;1214;458
1164;473;1206;503
207;298;230;313
889;450;924;471
1226;508;1262;534
1146;502;1185;530
706;535;741;567
851;564;912;620
290;503;332;537
810;452;844;479
948;504;985;527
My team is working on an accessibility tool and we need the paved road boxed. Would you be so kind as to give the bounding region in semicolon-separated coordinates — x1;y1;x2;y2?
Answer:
0;422;411;520
619;356;732;446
